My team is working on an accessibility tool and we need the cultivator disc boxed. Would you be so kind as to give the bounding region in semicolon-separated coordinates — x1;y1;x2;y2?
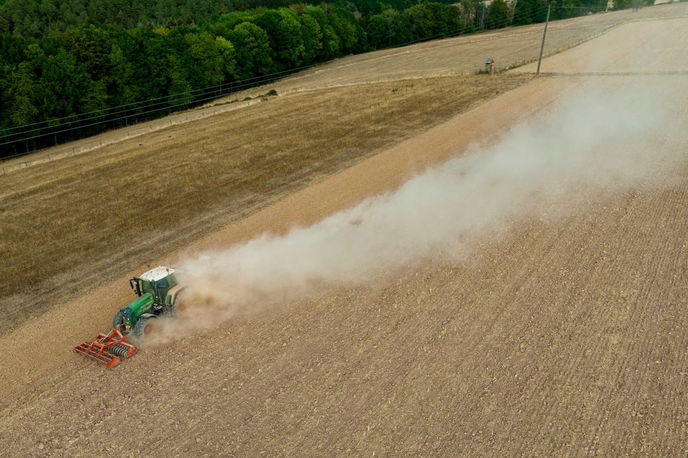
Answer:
75;327;137;367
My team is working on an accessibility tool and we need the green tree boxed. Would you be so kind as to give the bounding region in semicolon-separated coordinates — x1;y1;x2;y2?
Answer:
216;36;238;79
326;8;357;54
303;6;341;60
382;9;412;44
612;0;633;9
4;41;103;126
366;14;391;48
124;28;178;102
458;0;483;31
254;9;306;68
406;3;462;40
512;0;547;25
39;47;104;119
106;42;137;106
298;12;322;64
213;11;255;37
58;25;115;81
183;31;228;87
227;21;274;79
1;60;41;126
486;0;511;29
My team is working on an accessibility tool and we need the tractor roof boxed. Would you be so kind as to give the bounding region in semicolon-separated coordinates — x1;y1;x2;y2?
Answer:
139;266;175;282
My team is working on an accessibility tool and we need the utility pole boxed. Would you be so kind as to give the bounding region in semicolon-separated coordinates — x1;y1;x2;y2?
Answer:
536;4;552;75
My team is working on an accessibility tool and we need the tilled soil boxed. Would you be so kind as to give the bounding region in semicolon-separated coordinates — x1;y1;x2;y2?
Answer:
1;15;687;457
1;174;687;456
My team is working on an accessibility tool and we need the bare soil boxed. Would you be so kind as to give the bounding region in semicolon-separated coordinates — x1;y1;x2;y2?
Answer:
514;15;688;74
0;9;687;457
3;183;687;456
0;74;529;334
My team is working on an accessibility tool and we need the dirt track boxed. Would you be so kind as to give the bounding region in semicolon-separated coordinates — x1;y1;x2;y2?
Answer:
1;14;688;457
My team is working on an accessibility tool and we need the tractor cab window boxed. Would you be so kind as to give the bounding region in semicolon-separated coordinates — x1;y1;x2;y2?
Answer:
155;279;170;304
140;281;154;294
130;278;142;296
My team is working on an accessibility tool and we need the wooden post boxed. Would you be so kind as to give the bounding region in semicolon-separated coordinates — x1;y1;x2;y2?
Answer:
537;4;552;75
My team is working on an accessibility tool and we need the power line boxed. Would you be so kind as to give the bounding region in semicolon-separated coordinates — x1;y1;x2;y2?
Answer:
0;65;316;137
0;71;294;149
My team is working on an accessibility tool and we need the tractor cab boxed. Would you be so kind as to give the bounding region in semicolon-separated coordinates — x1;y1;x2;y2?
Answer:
129;266;178;305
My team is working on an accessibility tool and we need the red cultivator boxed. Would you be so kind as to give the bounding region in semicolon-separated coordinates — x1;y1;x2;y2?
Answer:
74;328;137;367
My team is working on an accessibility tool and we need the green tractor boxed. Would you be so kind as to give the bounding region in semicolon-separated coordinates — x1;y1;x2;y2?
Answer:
75;266;187;367
111;266;186;338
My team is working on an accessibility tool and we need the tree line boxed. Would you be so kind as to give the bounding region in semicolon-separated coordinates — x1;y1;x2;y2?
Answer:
0;0;632;156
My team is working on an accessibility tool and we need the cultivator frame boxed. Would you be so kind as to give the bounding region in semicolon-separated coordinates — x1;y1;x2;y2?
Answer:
74;327;137;367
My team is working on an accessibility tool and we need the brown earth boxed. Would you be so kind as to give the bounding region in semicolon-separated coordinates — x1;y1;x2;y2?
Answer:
4;3;687;335
4;178;687;456
1;11;687;458
0;74;530;335
514;15;688;74
0;74;564;407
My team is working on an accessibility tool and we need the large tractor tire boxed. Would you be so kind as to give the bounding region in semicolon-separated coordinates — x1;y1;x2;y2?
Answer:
133;316;158;338
171;287;188;312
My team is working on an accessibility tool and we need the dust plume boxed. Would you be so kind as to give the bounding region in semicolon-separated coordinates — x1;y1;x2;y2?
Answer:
150;78;680;343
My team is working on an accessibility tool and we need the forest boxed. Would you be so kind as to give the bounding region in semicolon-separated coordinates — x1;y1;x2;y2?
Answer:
0;0;615;156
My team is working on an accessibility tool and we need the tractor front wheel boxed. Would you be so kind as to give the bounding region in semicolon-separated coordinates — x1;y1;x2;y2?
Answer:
133;316;157;338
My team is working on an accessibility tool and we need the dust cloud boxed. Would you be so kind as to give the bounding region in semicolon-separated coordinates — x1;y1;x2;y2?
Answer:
149;79;679;343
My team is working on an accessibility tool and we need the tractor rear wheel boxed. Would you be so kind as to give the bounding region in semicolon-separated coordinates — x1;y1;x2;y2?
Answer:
172;287;188;312
133;316;157;338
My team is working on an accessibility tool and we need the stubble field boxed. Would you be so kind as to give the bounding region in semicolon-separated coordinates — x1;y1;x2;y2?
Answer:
0;74;530;334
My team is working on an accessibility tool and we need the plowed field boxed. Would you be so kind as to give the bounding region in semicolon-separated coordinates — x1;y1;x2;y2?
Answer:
1;9;687;457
